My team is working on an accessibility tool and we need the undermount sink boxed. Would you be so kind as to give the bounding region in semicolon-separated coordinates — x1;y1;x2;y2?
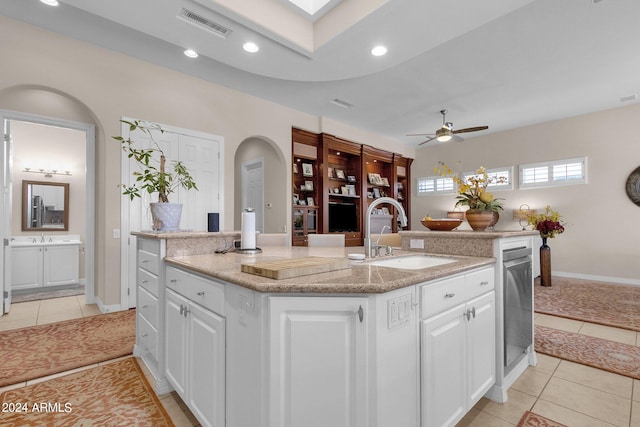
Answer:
369;254;457;270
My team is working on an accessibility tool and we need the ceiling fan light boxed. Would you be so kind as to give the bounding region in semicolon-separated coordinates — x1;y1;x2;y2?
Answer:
436;127;452;142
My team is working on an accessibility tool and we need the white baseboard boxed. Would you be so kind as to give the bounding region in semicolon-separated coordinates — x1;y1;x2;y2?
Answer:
95;296;122;313
554;271;640;286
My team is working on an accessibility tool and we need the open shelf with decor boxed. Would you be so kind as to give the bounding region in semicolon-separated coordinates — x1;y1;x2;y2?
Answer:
394;156;413;230
363;145;396;233
292;128;321;246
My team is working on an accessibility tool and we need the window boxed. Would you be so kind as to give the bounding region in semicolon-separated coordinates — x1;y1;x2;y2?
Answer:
416;175;455;195
462;166;513;191
519;157;586;189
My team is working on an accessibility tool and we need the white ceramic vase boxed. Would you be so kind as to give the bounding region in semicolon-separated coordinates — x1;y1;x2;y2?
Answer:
150;202;182;231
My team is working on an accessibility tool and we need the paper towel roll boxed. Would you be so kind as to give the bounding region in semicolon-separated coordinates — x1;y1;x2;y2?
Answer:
241;209;256;249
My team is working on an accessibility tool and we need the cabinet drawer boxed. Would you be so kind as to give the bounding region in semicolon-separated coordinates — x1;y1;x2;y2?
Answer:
138;248;159;275
138;285;159;327
186;274;226;316
137;313;158;362
166;265;190;293
464;268;495;299
138;268;159;297
421;274;467;319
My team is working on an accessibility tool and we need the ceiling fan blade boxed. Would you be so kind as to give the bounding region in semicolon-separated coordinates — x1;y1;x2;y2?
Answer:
452;126;489;135
406;133;434;136
418;136;437;145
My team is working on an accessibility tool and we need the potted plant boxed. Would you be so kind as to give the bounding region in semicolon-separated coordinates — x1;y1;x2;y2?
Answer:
434;162;506;230
113;119;198;230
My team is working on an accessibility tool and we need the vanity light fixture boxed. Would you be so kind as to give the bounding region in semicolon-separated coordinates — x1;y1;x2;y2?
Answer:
371;45;388;57
24;167;72;178
243;42;259;53
184;49;199;58
40;0;59;6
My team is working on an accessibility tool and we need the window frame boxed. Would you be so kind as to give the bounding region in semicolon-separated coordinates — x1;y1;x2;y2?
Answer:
416;175;456;196
519;157;587;189
461;166;514;191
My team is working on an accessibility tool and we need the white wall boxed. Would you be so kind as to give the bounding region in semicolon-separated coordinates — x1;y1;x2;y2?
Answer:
411;103;640;283
0;15;409;305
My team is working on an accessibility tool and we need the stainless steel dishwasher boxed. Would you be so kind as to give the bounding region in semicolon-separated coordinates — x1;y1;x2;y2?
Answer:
503;246;533;376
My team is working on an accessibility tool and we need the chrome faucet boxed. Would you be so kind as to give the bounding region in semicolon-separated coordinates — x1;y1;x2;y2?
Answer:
364;197;407;258
41;233;45;243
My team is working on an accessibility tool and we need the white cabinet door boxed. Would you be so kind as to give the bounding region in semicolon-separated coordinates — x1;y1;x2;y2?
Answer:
11;246;43;289
43;245;79;286
421;304;466;427
466;292;496;406
188;301;225;427
268;296;369;427
165;288;188;398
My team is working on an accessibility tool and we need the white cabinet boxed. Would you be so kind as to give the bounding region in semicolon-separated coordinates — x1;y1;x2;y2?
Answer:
268;296;369;427
11;243;79;290
420;267;496;427
166;268;226;427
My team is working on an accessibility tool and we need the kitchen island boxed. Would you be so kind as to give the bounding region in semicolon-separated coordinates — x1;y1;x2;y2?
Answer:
134;231;534;427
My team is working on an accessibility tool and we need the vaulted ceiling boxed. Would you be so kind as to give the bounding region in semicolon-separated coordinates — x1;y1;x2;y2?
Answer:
2;0;639;147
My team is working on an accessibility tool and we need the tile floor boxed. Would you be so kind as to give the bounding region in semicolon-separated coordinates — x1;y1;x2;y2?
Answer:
1;298;639;426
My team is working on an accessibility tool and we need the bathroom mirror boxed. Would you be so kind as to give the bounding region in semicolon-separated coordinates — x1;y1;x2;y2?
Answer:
22;180;69;231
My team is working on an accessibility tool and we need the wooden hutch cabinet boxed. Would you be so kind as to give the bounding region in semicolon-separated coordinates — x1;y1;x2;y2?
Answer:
292;129;321;246
291;128;411;246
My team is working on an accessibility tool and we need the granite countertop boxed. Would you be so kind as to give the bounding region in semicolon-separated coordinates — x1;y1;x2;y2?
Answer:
164;246;495;294
400;230;539;239
132;230;240;239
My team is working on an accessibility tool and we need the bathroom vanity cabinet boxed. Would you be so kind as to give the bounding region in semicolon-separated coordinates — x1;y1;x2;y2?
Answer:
11;238;80;290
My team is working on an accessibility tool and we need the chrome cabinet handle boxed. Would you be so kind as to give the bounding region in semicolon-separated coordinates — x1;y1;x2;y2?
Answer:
357;305;364;323
179;304;184;316
444;292;455;298
183;307;190;317
480;281;489;286
142;260;149;263
141;333;148;338
196;291;205;296
170;279;177;283
142;304;148;309
471;306;476;319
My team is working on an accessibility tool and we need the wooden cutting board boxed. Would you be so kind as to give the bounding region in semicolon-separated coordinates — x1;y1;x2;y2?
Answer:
241;256;351;280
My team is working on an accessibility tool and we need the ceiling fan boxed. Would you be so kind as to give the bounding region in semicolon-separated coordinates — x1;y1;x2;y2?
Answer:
408;109;489;145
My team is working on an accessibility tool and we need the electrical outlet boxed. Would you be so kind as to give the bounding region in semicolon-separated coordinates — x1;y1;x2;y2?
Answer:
113;229;120;239
409;239;424;249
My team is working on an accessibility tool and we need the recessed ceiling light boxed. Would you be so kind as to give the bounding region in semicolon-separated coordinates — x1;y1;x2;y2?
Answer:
243;42;259;53
184;49;199;58
371;45;388;57
40;0;59;6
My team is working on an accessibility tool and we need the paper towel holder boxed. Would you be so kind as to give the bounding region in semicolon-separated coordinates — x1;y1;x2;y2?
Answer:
236;207;263;254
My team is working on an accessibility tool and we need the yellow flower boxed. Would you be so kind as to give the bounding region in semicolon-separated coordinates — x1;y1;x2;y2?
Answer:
479;191;494;203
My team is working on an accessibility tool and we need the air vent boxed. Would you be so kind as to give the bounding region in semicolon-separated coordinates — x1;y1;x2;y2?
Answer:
330;99;353;109
177;8;232;39
592;0;606;4
620;94;637;103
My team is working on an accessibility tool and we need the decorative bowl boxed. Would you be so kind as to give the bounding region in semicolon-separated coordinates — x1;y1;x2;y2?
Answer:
421;218;463;231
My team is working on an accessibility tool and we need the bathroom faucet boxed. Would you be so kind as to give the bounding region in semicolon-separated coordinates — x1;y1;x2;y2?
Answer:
364;197;407;258
41;233;44;243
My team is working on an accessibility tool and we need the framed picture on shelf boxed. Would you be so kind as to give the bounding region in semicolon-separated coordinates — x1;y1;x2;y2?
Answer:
377;209;384;215
328;167;334;178
299;199;307;206
293;194;299;204
397;182;404;190
345;184;356;195
381;207;390;215
307;197;314;206
367;191;373;199
336;169;346;180
341;186;349;195
302;163;313;177
347;175;356;183
373;188;381;198
381;177;390;187
305;181;314;191
293;163;299;174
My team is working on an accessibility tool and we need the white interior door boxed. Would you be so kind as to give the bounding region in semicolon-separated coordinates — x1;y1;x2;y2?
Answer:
120;119;223;309
242;159;264;233
1;117;12;315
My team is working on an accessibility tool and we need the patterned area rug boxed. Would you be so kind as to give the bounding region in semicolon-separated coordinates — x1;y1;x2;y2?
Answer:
535;325;640;380
517;411;567;427
0;310;135;387
0;357;174;426
534;277;640;332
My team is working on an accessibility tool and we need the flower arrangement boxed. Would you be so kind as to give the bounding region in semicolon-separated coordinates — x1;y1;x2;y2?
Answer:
527;205;565;239
434;161;506;212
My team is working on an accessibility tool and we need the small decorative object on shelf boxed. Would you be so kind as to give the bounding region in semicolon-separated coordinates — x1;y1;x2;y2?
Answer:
434;162;506;231
527;205;565;286
302;163;313;177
